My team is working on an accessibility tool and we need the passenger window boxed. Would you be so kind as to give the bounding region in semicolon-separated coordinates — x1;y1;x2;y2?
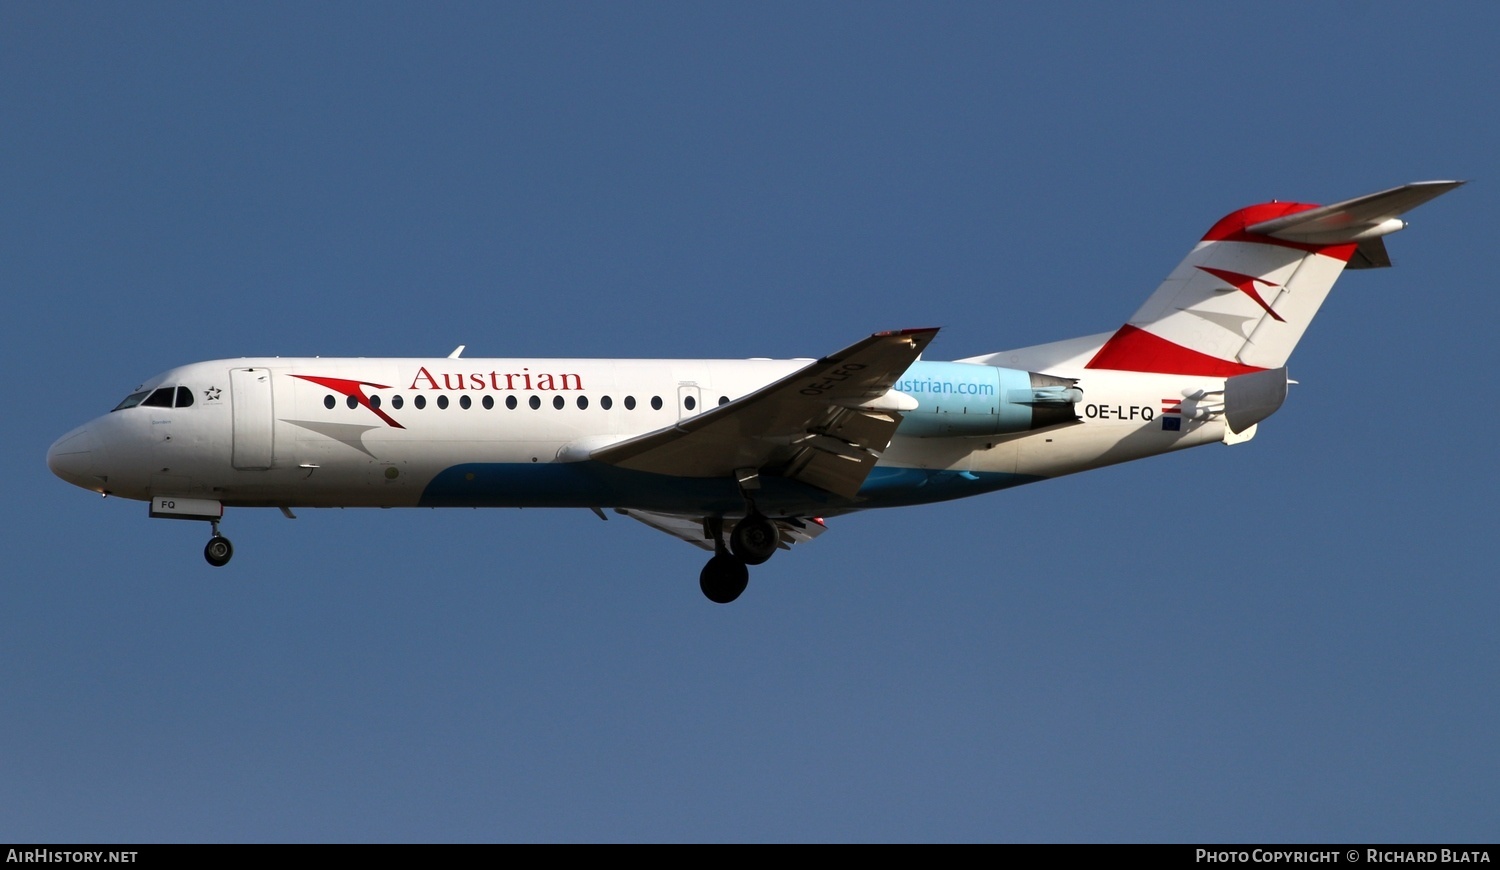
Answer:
683;396;696;411
624;396;636;410
175;386;195;408
651;396;663;410
415;395;427;409
370;395;382;409
506;395;518;410
529;396;541;410
324;395;336;409
719;396;729;406
346;396;358;409
392;395;404;410
601;396;612;410
112;390;151;411
483;395;494;410
460;395;471;410
142;388;175;408
437;396;449;410
577;396;588;410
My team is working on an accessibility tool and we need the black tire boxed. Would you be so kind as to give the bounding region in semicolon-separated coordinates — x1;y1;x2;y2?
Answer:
204;535;234;567
699;554;749;604
730;515;779;566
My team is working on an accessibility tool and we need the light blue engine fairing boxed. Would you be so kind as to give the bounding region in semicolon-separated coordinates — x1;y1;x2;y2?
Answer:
896;361;1061;437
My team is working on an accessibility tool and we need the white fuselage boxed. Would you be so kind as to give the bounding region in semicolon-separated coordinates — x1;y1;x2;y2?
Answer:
48;355;1230;518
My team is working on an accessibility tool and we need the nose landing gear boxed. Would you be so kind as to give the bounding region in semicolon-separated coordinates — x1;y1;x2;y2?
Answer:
204;520;233;567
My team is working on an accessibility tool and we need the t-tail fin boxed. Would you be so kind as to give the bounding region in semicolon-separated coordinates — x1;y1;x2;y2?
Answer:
1085;181;1464;377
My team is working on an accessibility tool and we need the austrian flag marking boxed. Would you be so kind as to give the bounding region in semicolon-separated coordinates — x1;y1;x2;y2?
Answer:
1161;398;1182;431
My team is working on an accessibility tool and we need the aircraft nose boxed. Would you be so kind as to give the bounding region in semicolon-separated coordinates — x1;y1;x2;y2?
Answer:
47;426;99;487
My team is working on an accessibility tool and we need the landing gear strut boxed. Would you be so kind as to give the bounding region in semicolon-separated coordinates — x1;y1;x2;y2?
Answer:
694;469;788;604
204;520;233;567
697;509;784;604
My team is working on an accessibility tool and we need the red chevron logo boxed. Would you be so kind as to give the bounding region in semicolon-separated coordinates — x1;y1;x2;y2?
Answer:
291;375;405;429
1196;266;1286;323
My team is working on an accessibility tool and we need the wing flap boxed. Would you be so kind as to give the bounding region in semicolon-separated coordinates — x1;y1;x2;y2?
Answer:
616;509;829;552
783;445;872;498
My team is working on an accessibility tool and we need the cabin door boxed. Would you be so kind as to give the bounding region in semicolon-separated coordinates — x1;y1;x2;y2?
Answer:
230;367;275;470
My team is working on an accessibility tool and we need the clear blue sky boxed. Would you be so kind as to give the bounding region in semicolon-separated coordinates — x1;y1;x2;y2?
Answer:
4;2;1496;843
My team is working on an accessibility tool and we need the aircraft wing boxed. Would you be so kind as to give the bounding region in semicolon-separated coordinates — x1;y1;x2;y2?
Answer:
615;509;829;552
590;328;938;498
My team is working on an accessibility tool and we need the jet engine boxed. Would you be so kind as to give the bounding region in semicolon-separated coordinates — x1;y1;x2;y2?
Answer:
894;361;1081;437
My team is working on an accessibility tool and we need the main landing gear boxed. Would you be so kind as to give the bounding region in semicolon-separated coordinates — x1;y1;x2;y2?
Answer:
730;513;780;566
204;520;234;567
699;552;749;604
698;512;781;604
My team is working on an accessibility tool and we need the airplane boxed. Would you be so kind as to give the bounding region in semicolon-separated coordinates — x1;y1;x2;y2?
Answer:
47;181;1461;603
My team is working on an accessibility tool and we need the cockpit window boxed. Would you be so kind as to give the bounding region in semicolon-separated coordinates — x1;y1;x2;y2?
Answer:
112;385;197;411
142;388;175;408
111;390;151;412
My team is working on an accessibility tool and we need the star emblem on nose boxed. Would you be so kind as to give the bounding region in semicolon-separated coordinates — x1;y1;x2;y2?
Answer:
204;386;222;401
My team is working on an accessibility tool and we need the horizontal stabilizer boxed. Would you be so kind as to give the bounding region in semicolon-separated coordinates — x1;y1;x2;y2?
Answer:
1247;180;1464;244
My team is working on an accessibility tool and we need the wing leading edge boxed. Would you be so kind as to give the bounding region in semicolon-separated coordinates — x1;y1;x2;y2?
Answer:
590;328;939;499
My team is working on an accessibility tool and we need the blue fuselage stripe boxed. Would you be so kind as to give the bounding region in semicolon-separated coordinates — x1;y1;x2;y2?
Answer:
417;461;1043;514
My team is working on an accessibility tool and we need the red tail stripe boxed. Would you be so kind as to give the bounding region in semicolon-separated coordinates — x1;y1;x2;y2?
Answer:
1085;325;1266;377
1201;201;1358;261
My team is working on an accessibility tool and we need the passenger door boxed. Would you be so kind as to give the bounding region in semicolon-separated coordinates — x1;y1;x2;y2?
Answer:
230;367;274;469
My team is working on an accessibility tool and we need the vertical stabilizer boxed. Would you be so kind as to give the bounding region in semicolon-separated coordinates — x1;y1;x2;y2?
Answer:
1084;181;1463;377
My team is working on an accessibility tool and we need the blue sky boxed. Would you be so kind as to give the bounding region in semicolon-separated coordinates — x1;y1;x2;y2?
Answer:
4;2;1496;843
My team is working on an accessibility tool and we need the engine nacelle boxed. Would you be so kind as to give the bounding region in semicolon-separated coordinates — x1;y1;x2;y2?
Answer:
893;361;1081;438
